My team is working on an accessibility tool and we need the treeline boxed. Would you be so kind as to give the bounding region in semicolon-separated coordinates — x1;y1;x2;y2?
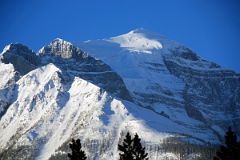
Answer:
2;127;236;159
67;127;240;160
160;138;217;160
68;132;148;160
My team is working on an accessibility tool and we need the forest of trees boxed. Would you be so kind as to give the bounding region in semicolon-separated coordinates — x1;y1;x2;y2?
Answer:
66;127;240;160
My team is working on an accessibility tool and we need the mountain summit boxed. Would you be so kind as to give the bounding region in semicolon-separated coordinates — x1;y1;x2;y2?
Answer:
39;38;86;59
0;29;239;159
109;29;163;53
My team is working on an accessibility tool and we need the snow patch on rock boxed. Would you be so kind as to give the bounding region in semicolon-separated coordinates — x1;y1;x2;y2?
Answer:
0;44;11;55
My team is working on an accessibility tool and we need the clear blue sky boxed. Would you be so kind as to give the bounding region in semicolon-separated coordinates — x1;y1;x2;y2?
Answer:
1;0;240;71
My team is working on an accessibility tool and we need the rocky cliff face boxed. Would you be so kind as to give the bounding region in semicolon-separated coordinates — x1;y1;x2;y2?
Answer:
39;38;86;59
163;46;240;136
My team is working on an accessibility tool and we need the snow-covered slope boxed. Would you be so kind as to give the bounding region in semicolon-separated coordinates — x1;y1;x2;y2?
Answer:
109;30;163;54
0;63;16;89
78;28;240;138
0;29;239;159
0;63;216;160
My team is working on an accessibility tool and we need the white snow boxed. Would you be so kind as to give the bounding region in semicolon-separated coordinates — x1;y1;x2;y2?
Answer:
0;62;16;89
0;62;217;160
109;30;162;54
77;30;188;127
0;44;11;55
0;64;168;159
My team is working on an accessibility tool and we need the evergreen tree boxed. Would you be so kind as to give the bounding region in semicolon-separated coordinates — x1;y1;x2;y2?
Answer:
213;127;240;160
118;132;148;160
132;134;148;160
118;132;134;160
68;138;87;160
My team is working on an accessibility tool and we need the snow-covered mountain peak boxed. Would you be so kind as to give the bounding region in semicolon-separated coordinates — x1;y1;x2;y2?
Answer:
0;43;35;57
0;43;39;75
1;29;240;159
109;29;163;54
52;37;65;42
19;63;60;82
39;38;84;59
50;38;73;47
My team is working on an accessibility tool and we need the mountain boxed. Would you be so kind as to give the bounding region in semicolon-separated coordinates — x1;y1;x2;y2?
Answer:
0;29;239;160
78;29;240;137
